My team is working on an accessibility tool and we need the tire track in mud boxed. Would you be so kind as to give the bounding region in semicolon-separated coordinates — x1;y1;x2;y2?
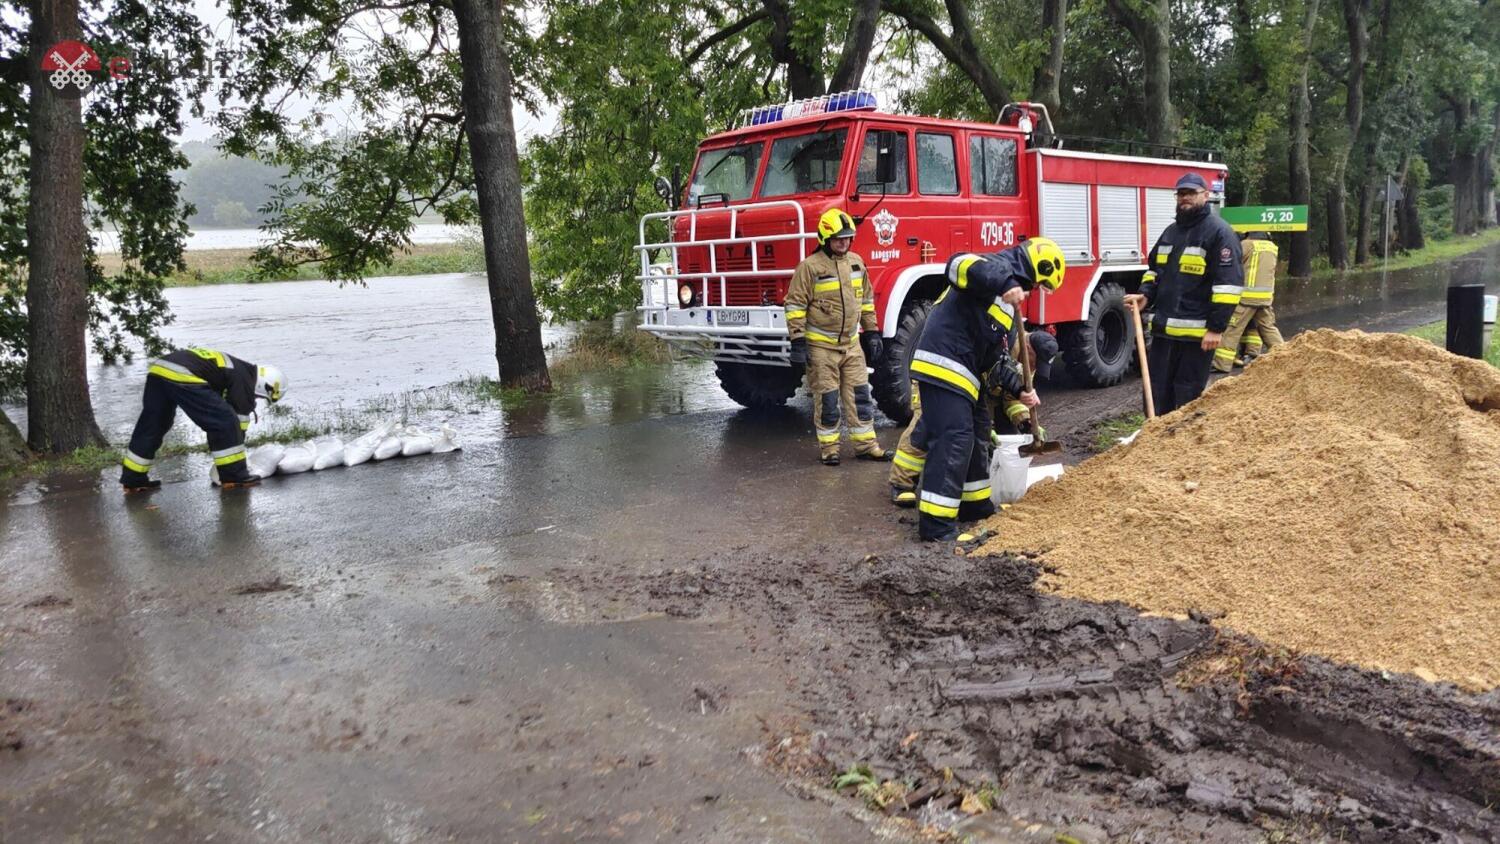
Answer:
569;548;1500;842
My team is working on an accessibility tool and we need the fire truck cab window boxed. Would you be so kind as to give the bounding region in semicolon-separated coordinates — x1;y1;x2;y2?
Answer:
857;130;909;193
688;142;763;205
916;132;959;196
969;135;1019;196
760;129;848;197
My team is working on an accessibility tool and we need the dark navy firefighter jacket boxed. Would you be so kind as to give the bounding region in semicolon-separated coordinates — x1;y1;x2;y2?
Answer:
911;248;1030;404
1139;205;1244;341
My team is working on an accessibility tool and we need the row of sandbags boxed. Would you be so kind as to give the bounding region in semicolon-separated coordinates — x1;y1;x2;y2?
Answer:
213;423;459;483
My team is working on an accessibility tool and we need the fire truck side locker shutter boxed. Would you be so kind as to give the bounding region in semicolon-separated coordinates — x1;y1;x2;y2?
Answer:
1144;187;1177;250
1039;181;1091;266
1097;186;1141;264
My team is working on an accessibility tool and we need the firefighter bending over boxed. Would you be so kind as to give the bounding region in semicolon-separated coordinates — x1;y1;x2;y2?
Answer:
785;208;891;465
120;348;288;492
908;239;1064;541
888;328;1057;508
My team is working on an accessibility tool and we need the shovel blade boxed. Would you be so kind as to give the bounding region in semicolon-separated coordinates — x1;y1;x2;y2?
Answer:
1019;440;1063;456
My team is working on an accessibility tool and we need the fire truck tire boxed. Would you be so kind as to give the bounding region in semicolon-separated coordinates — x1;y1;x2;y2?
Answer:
1060;281;1133;387
714;361;803;409
872;299;934;425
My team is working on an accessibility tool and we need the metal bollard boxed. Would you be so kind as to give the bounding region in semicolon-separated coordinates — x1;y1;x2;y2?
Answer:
1445;284;1485;359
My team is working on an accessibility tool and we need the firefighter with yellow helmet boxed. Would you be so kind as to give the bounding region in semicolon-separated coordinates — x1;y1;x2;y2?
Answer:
784;208;890;465
907;238;1064;541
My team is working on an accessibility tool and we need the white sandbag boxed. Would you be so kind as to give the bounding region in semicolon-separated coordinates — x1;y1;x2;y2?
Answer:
277;440;316;474
247;444;285;479
398;425;435;457
312;436;345;470
989;435;1033;505
373;435;403;461
344;424;390;467
432;424;461;454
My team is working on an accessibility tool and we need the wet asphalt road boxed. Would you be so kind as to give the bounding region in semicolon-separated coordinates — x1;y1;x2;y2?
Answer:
1;245;1496;842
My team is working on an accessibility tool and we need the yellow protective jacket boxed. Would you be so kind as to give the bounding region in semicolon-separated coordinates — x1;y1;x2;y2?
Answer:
1240;237;1277;305
784;248;876;349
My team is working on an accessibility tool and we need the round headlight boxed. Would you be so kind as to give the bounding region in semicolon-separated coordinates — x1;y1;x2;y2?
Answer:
678;284;694;306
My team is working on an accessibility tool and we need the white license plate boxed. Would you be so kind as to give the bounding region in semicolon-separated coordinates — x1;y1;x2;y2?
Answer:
716;309;749;326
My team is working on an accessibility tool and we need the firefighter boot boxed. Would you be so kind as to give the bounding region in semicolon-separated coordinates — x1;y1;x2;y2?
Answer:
120;468;162;493
890;485;917;508
215;462;262;489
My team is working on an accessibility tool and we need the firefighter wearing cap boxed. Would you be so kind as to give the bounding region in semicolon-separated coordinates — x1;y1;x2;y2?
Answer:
784;208;890;465
1214;231;1284;372
1124;173;1243;414
907;239;1064;541
887;329;1057;507
119;348;288;491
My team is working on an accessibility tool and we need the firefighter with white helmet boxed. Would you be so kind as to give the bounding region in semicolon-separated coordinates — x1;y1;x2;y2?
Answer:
907;238;1064;541
119;348;289;491
784;208;891;465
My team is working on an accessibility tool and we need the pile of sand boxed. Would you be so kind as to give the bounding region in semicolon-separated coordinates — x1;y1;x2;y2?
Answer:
987;330;1500;691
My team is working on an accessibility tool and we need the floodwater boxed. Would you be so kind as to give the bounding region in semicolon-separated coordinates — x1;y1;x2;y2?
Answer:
91;222;467;253
3;272;735;450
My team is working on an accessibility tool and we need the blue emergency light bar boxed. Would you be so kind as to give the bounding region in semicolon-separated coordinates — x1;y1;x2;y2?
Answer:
740;91;878;127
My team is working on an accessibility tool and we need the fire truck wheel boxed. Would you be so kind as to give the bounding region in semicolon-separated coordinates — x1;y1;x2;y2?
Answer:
715;361;803;409
1060;280;1133;387
872;299;934;425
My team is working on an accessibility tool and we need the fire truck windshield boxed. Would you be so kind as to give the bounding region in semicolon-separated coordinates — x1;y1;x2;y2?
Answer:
760;129;847;197
688;142;763;205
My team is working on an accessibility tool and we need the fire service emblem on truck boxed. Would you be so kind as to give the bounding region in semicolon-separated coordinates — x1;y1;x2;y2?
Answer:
871;209;899;246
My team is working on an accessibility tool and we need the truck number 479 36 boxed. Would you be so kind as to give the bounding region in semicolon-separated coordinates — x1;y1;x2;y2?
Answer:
980;221;1016;247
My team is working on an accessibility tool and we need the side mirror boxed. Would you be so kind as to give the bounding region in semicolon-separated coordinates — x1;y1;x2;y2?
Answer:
875;131;896;185
654;176;673;205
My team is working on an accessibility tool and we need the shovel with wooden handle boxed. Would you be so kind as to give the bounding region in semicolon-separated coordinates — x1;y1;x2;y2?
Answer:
1016;313;1062;456
1129;302;1156;419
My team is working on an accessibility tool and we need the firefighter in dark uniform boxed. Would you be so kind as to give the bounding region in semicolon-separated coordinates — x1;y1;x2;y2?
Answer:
909;238;1065;542
119;348;288;491
1124;173;1243;414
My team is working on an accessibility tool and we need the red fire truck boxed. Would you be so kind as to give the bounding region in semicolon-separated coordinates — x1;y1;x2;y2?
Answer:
637;93;1228;422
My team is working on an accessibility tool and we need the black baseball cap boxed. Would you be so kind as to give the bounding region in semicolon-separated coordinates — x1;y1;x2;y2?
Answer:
1175;173;1209;191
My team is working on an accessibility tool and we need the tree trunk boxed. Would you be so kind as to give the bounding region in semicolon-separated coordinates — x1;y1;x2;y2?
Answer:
1450;95;1479;235
828;0;880;93
1352;0;1393;265
763;0;825;98
1104;0;1174;145
1396;152;1425;251
0;408;29;470
881;0;1011;113
25;0;104;453
1479;103;1500;229
1355;180;1374;265
1287;0;1319;277
1326;183;1349;270
451;0;550;391
1030;0;1067;117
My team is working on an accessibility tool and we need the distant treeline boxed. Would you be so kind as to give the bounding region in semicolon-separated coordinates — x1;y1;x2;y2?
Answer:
176;141;283;229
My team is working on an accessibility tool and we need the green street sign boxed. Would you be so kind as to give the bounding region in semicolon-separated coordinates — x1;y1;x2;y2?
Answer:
1220;204;1309;232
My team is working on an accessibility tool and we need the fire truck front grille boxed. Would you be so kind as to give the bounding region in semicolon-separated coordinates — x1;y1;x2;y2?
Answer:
680;256;788;306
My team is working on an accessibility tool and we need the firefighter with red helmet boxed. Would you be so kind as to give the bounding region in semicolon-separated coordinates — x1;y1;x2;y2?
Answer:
908;238;1064;541
784;208;891;465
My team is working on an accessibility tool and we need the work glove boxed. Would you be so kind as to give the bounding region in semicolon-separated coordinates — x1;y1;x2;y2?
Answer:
986;357;1024;398
788;336;808;365
860;332;883;364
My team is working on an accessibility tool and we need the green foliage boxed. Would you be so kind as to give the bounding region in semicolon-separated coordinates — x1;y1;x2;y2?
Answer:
0;0;208;396
177;148;286;228
217;1;492;285
1420;184;1456;243
522;0;775;321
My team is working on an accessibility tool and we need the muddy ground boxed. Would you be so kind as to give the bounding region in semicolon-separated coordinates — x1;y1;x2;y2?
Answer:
562;548;1499;842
